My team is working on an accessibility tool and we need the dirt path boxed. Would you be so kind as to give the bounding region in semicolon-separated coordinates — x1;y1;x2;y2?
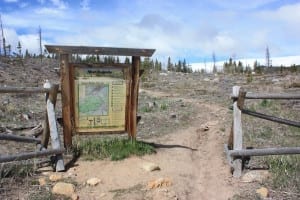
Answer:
71;90;237;200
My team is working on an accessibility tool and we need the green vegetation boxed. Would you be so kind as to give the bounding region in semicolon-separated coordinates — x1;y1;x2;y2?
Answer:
267;155;300;192
160;102;168;110
243;96;300;198
0;162;34;178
73;138;156;161
260;99;273;108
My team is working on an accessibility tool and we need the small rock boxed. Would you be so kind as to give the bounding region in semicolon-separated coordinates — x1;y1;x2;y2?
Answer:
49;173;63;182
87;177;101;186
241;170;270;183
142;162;160;172
170;113;177;119
52;182;75;198
38;177;47;186
147;178;172;189
256;187;269;198
99;193;106;198
21;113;30;120
198;124;209;132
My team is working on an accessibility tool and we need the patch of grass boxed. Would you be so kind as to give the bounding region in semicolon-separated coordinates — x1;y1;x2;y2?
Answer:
259;126;273;139
141;106;152;112
160;102;168;110
28;190;71;200
110;184;144;199
260;99;273;108
0;162;34;178
267;155;300;192
73;138;156;161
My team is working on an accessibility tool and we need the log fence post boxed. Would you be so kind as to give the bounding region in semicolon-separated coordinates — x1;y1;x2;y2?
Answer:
232;86;243;178
46;84;65;171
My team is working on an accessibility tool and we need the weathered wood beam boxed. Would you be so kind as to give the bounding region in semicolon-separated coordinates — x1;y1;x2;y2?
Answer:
232;86;243;178
129;56;140;139
46;84;65;171
229;147;300;157
242;109;300;128
0;133;40;143
45;45;155;57
0;149;65;163
232;93;300;99
0;87;50;93
60;54;72;148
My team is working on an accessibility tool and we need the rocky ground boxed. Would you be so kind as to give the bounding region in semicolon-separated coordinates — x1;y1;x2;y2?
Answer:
0;58;299;199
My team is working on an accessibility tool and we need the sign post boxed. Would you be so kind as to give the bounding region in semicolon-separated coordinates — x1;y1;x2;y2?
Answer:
45;45;155;148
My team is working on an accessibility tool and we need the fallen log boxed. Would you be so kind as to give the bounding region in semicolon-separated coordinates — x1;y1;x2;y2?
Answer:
0;149;65;163
0;133;41;143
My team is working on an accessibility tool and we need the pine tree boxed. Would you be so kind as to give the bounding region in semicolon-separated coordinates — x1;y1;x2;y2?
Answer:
176;60;182;72
17;41;22;57
124;57;130;64
182;59;187;73
167;56;173;71
25;49;30;58
237;61;243;73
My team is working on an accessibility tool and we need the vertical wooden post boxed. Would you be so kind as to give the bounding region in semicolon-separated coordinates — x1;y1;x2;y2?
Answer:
124;67;131;134
232;86;243;178
60;54;72;148
41;81;50;148
47;84;65;171
129;56;140;140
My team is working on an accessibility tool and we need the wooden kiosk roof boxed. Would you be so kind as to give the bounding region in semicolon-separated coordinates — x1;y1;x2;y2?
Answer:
45;45;155;57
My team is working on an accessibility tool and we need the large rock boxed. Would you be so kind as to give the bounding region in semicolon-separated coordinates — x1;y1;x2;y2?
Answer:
142;162;160;172
87;177;101;186
241;170;270;183
256;187;269;198
49;173;63;182
52;182;75;198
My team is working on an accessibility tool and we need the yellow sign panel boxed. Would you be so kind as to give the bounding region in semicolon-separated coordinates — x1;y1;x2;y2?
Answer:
74;67;126;133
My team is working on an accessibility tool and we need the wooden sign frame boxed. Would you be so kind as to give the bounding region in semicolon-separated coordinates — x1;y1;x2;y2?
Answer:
45;45;155;148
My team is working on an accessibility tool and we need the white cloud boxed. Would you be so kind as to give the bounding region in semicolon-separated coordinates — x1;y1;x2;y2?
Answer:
209;0;278;10
35;7;65;17
50;0;68;9
80;0;90;11
19;34;43;54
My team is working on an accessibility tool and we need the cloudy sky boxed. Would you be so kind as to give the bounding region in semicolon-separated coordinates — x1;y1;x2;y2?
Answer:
0;0;300;64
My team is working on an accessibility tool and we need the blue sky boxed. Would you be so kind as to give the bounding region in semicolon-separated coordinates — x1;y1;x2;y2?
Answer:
1;0;300;64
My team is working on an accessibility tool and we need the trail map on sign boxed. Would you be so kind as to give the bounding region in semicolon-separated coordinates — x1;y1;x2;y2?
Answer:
74;67;126;132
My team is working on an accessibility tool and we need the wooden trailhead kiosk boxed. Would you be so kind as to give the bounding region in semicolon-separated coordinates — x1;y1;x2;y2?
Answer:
45;45;155;148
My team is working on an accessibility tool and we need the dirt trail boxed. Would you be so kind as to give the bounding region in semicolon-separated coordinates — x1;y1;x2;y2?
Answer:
72;89;237;200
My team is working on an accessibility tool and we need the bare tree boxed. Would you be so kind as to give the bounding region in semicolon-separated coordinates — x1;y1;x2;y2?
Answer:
266;46;271;67
0;14;6;56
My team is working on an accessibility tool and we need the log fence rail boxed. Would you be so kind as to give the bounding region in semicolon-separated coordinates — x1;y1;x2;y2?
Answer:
0;83;65;171
226;86;300;178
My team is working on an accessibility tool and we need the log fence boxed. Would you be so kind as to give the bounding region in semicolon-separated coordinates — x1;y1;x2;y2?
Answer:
0;83;65;171
225;86;300;178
